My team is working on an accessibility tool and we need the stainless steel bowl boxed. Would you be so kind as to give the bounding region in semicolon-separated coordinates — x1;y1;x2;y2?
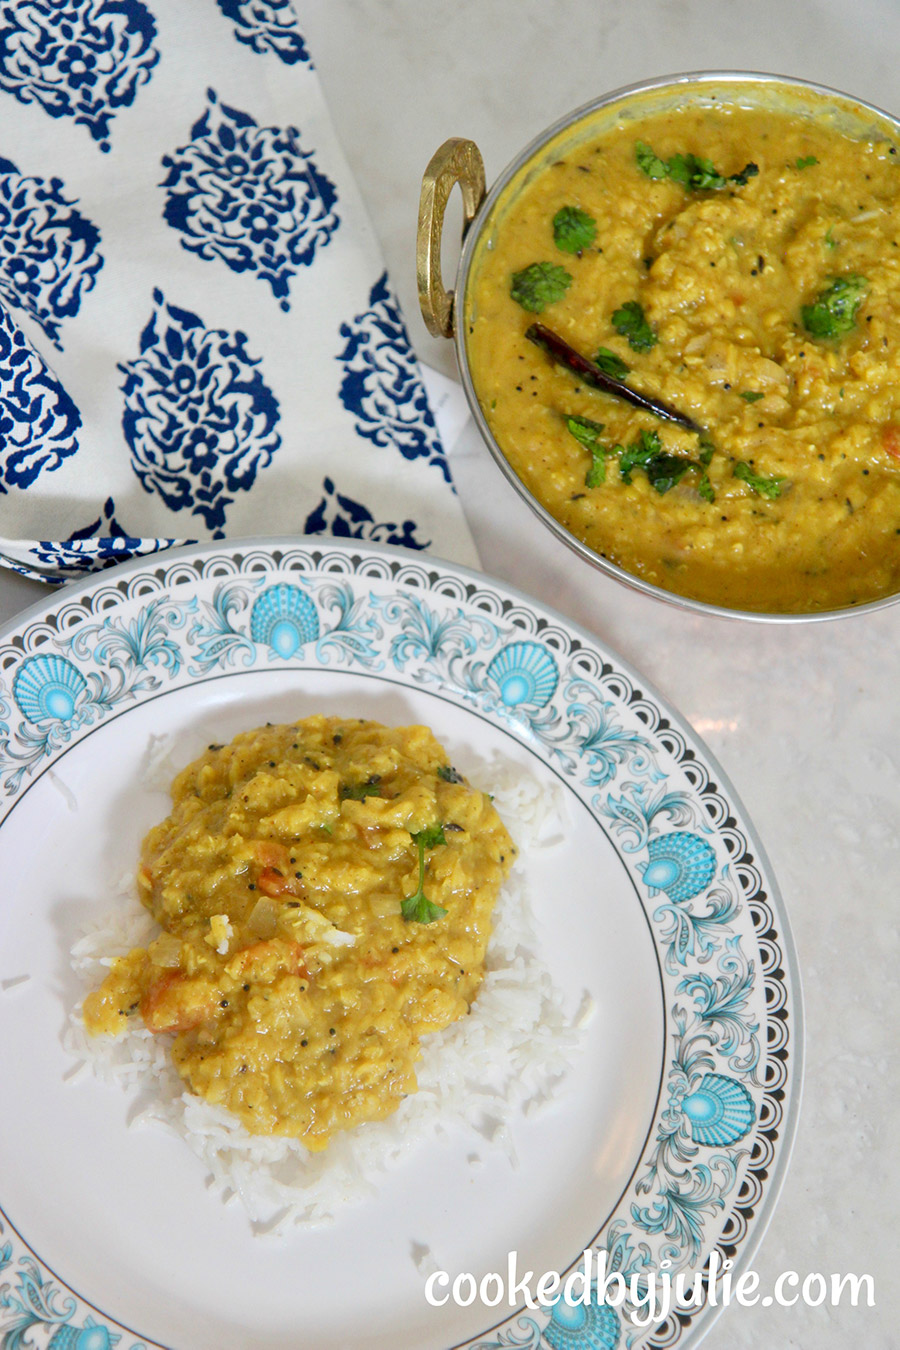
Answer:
417;71;900;622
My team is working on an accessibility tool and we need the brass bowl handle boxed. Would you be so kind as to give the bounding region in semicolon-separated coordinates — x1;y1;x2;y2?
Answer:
417;138;486;339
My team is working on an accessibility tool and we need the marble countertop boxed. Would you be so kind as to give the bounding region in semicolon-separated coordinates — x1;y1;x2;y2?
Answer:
2;2;897;1346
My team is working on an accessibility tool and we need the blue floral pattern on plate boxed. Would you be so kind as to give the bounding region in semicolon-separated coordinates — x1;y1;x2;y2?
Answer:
0;0;160;152
542;1296;621;1350
249;581;320;657
118;288;281;532
0;158;104;348
0;1250;140;1349
338;272;449;480
161;89;339;311
0;541;800;1350
215;0;312;65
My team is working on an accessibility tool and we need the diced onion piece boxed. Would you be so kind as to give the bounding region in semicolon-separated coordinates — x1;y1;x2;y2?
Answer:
148;932;182;968
324;929;356;948
248;896;279;939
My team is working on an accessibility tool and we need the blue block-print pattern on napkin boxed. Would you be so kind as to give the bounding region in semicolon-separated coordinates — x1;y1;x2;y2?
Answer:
0;0;160;152
337;272;449;482
215;0;312;66
161;90;339;312
119;288;281;533
30;496;178;575
0;158;103;349
0;302;80;491
305;476;430;549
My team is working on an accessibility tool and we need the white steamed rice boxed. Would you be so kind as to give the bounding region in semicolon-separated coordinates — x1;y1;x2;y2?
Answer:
64;749;590;1236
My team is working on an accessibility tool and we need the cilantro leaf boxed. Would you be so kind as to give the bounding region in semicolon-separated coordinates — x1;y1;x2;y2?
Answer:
416;824;447;850
612;300;658;353
553;205;597;254
635;142;758;191
510;262;573;313
593;346;630;379
402;825;448;923
728;162;759;187
634;141;668;179
801;275;867;339
401;894;448;924
618;428;662;484
796;155;818;169
733;461;788;498
339;778;382;801
584;456;607;489
565;415;605;448
618;429;714;499
644;453;695;494
667;152;725;191
739;391;765;402
565;415;612;486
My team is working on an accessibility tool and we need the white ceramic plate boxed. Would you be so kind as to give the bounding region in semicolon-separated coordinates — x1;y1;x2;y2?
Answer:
0;540;801;1350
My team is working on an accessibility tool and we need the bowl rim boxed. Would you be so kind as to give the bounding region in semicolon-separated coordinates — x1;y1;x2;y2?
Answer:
454;69;900;624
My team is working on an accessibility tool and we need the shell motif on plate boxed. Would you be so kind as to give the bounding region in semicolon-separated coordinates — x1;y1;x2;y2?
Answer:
682;1073;756;1147
12;654;88;724
638;831;717;902
249;583;320;657
485;640;559;709
47;1318;117;1350
543;1297;620;1350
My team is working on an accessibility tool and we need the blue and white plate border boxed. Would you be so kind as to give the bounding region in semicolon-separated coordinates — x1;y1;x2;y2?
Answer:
0;538;803;1350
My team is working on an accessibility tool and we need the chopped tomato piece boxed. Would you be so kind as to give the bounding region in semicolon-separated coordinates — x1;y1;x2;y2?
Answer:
258;866;305;898
139;971;219;1034
881;424;900;459
253;840;292;870
226;939;307;981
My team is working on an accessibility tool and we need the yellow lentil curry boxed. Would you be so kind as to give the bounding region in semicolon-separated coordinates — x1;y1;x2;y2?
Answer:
467;101;900;612
84;717;514;1149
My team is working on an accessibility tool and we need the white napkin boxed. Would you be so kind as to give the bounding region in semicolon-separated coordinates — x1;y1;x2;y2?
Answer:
0;0;477;582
